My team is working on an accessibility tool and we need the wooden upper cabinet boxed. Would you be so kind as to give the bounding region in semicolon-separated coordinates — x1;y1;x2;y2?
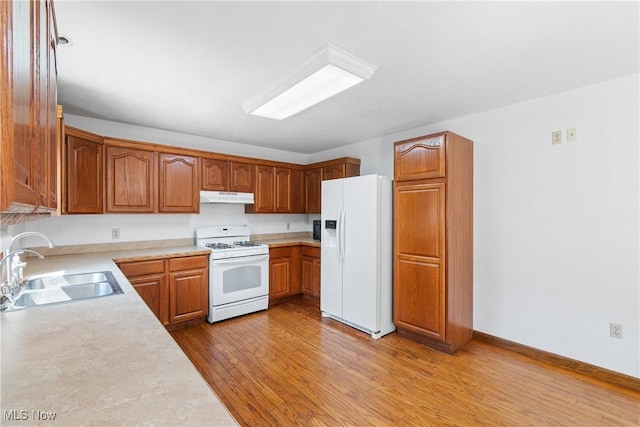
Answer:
304;158;360;214
1;0;58;214
289;169;305;213
202;158;228;191
322;164;346;180
304;168;322;214
229;161;254;193
249;166;304;214
159;153;199;213
394;134;446;181
105;145;156;213
65;127;103;214
274;167;290;213
253;165;275;213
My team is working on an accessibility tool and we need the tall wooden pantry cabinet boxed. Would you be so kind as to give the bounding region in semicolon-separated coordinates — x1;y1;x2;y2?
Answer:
393;131;473;353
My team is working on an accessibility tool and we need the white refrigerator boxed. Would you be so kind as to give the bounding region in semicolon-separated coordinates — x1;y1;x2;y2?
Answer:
320;174;395;339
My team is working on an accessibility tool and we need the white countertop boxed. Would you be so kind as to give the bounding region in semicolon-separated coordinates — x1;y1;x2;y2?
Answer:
0;247;237;426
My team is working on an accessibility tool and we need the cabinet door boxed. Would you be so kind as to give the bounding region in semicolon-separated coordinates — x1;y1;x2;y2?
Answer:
394;182;446;341
169;268;208;323
270;255;291;299
254;165;275;213
202;158;228;191
65;129;103;214
45;1;58;210
129;273;167;324
394;134;446;181
322;164;345;181
229;162;254;192
289;169;305;213
304;168;322;213
159;153;199;213
3;0;41;212
269;246;300;302
301;246;320;299
118;259;168;324
274;167;291;213
105;145;156;213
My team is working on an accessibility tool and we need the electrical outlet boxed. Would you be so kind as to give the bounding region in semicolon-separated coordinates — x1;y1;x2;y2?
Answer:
567;128;577;142
552;130;562;145
112;228;120;239
610;323;623;339
286;222;290;230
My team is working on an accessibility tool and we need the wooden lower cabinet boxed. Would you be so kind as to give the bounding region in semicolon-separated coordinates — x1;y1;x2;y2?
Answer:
117;254;209;328
269;246;301;305
168;256;208;323
301;246;320;302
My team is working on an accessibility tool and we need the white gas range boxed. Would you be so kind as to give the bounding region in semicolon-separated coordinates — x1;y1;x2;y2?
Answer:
196;225;269;323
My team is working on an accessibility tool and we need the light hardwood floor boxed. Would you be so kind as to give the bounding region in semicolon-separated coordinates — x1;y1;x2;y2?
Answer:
171;299;640;426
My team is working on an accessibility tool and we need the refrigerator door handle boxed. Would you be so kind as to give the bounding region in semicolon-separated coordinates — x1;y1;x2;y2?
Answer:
337;206;344;265
341;207;346;265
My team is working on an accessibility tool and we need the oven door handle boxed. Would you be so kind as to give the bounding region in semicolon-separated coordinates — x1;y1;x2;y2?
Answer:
212;254;269;265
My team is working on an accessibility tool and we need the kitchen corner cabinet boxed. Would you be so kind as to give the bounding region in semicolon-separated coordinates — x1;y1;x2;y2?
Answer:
119;259;167;323
117;254;208;327
248;166;305;214
304;158;361;214
269;246;301;305
301;246;321;302
201;158;228;191
393;131;473;354
64;127;103;214
158;153;199;213
1;0;59;214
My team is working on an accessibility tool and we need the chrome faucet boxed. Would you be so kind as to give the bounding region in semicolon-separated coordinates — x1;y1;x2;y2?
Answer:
9;231;55;252
6;232;55;287
0;249;45;310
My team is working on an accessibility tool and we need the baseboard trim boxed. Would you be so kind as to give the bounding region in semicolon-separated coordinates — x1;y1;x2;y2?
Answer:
473;331;640;392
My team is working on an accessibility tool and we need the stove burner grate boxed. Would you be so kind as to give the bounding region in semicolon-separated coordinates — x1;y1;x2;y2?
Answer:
206;243;234;250
233;241;262;247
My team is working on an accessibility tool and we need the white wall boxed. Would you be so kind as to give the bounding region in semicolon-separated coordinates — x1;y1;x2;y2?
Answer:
311;74;640;378
8;205;313;246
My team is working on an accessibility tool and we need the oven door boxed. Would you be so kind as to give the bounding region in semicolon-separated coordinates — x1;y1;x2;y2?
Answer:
210;254;269;306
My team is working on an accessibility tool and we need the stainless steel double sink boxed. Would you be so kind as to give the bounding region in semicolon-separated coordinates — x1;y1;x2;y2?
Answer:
6;271;123;311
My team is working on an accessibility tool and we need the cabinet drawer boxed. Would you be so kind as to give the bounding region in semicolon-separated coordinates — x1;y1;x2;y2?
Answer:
118;259;165;277
169;255;208;272
301;246;320;258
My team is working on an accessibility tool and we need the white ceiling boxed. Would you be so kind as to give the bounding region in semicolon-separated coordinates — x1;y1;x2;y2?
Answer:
54;1;639;154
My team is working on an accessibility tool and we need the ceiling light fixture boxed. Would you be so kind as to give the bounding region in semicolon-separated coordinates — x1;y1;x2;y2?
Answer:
241;44;377;120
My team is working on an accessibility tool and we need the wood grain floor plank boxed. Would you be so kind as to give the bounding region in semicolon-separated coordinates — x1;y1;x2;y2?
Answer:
171;299;640;427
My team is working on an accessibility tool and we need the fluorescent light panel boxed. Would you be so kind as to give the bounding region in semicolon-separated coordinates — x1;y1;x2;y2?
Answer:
242;44;377;120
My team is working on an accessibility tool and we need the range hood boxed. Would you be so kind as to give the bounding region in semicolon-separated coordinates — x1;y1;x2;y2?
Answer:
200;191;254;204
